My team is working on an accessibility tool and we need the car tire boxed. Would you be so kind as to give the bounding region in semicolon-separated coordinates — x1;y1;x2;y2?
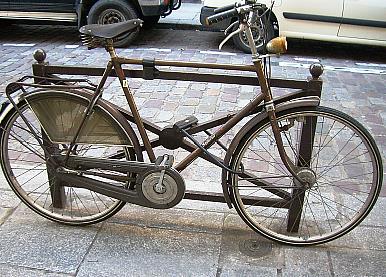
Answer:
87;0;140;47
232;17;274;54
143;15;160;28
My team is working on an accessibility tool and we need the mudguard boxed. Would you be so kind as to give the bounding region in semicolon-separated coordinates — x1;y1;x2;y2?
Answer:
221;96;320;208
0;87;143;161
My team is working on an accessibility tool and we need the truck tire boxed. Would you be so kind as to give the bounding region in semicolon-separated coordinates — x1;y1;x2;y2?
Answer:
87;0;140;47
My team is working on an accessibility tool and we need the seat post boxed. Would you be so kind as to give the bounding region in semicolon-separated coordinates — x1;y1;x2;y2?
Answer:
105;39;117;58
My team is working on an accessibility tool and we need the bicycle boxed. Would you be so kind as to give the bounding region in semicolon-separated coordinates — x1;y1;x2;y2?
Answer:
1;1;383;246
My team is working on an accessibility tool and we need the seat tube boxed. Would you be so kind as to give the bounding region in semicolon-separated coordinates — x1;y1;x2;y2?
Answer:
108;45;156;162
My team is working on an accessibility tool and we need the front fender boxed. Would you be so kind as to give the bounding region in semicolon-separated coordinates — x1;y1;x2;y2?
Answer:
221;96;320;208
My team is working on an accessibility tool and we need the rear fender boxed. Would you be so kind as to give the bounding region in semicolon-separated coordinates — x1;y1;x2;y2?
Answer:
0;89;143;161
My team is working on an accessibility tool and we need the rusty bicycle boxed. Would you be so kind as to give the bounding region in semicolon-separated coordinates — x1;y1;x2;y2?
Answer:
1;1;383;245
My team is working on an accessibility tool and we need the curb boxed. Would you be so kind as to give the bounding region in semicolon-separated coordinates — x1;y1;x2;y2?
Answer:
156;22;218;32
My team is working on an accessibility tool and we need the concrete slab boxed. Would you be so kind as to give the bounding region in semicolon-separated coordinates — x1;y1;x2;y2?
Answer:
282;247;331;276
218;215;284;275
0;205;99;274
76;222;221;276
0;189;21;209
0;264;71;277
327;225;386;251
361;197;386;228
108;204;224;235
329;248;386;277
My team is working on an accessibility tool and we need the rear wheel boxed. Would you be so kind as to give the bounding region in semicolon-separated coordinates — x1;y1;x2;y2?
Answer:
0;91;140;225
229;106;383;245
87;0;140;47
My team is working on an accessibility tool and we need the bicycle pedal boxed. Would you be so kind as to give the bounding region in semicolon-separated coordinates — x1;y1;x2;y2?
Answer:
155;154;174;168
173;115;198;130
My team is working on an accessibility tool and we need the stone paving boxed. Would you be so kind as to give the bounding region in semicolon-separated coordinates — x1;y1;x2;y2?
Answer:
0;22;385;276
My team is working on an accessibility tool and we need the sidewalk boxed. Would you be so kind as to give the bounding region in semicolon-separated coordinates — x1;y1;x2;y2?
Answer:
159;1;203;28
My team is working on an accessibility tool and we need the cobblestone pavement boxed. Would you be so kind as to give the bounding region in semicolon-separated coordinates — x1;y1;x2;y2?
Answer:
0;24;385;276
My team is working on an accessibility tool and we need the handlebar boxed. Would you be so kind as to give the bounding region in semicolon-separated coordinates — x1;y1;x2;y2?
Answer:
214;3;240;14
206;8;239;26
205;2;266;26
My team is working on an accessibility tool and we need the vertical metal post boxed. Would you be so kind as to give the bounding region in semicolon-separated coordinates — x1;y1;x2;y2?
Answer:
286;63;324;232
32;49;67;209
43;132;66;208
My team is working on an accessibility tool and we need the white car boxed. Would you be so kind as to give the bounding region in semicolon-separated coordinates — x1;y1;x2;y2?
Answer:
200;0;386;53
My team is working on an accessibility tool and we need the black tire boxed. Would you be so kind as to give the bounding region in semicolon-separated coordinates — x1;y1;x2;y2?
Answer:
233;17;274;54
229;106;383;245
0;90;141;225
87;0;140;47
143;15;160;28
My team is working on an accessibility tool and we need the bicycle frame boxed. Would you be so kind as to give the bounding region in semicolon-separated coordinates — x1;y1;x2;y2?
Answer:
63;41;310;178
97;25;301;182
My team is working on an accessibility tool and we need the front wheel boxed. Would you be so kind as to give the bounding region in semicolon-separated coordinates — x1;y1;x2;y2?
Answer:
87;0;140;47
229;106;383;245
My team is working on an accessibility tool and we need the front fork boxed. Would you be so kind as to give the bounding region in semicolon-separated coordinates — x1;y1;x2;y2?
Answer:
244;24;303;183
244;21;315;232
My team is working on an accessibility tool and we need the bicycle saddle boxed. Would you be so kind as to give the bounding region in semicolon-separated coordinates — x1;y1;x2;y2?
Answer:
79;19;143;39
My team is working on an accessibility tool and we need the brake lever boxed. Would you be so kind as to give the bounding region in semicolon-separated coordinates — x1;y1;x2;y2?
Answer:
219;24;249;51
219;28;240;50
224;21;238;36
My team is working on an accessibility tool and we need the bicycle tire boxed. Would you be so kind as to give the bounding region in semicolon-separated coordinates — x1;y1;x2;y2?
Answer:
229;106;383;245
1;89;142;225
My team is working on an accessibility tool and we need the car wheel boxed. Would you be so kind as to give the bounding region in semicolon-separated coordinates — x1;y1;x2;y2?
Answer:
87;0;140;47
232;18;274;54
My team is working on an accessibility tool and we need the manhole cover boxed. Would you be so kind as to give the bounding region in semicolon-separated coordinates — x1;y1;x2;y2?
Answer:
239;239;273;258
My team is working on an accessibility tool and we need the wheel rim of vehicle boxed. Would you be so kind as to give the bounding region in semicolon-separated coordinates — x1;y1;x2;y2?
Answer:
98;9;126;24
239;23;265;49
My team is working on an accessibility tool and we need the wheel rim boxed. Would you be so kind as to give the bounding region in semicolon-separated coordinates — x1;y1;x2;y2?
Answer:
232;109;381;244
1;101;134;224
239;22;265;49
98;9;126;24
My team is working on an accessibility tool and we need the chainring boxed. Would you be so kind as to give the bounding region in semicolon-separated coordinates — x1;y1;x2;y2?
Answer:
139;168;185;209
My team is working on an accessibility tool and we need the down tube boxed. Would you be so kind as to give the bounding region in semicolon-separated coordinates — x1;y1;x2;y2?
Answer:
175;93;265;172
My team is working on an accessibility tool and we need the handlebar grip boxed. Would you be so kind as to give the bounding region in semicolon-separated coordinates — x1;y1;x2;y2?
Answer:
214;3;239;14
206;8;238;26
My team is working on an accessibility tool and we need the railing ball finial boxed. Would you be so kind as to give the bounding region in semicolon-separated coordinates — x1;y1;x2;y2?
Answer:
33;49;47;64
309;63;324;79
